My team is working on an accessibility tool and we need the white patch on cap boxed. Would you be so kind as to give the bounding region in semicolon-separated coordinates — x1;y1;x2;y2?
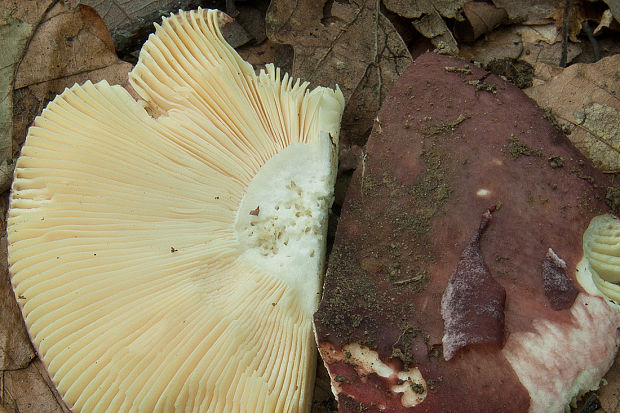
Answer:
317;342;427;408
476;188;491;197
343;343;427;408
391;370;428;407
502;293;620;412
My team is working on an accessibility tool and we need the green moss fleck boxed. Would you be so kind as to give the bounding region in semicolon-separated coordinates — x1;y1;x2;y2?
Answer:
390;325;418;368
606;186;620;214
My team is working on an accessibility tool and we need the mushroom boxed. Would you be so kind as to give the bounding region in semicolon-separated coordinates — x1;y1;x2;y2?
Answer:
8;8;344;412
314;52;619;412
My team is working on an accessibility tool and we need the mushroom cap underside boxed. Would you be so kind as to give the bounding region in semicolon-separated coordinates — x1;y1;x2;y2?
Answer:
8;8;344;412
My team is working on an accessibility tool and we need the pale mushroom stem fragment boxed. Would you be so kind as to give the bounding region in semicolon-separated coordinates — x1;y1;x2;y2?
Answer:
581;214;620;305
8;8;344;413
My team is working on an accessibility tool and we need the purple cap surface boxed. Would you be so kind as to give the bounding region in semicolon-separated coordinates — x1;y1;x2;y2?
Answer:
314;52;620;412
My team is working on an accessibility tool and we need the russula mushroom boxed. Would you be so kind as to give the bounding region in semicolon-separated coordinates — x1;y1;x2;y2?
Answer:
314;52;619;412
8;8;344;412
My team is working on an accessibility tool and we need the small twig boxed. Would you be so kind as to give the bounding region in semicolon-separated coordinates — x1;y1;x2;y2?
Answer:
582;21;601;62
393;274;424;286
560;0;570;68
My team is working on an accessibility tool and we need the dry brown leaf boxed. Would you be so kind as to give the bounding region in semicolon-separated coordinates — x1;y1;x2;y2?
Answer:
529;61;564;84
237;40;294;74
490;0;559;25
383;0;463;53
235;4;268;44
1;358;70;413
15;4;119;89
454;1;508;42
383;0;465;19
459;26;523;65
79;0;172;31
525;54;620;171
516;24;582;66
266;0;412;146
594;9;615;35
0;1;57;25
460;22;582;87
602;0;620;24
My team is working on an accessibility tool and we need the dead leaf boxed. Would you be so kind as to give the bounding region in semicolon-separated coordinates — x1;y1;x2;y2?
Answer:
516;24;582;66
237;40;294;74
489;0;558;25
235;3;268;44
0;1;57;25
525;54;620;170
459;23;581;84
594;9;614;35
15;4;117;89
0;19;31;159
602;0;620;24
459;26;523;65
463;22;583;82
266;0;412;146
454;1;508;42
382;0;464;53
79;0;173;31
412;12;459;53
1;359;70;413
529;61;564;84
383;0;465;19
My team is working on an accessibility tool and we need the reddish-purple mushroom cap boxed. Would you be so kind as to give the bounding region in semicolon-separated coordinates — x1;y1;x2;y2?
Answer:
314;52;619;412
